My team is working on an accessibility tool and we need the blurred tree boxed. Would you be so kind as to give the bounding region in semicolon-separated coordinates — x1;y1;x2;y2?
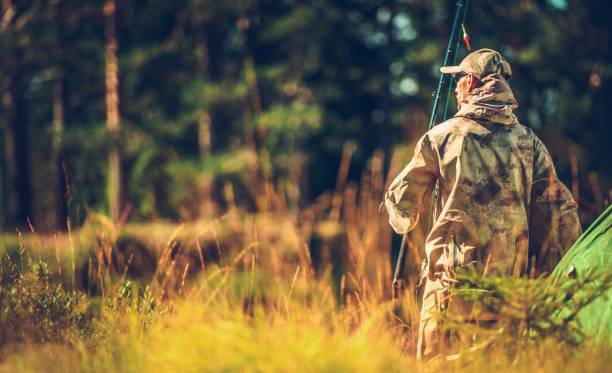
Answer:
103;0;122;222
1;0;34;229
192;0;215;217
0;0;610;229
50;0;68;230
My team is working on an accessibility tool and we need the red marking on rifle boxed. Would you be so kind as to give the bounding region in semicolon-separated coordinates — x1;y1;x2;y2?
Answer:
462;24;472;51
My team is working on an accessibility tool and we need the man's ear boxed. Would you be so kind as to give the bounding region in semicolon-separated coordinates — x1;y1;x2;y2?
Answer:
467;74;479;91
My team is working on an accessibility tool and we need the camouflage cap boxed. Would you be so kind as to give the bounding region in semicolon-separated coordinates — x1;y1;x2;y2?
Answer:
440;48;512;80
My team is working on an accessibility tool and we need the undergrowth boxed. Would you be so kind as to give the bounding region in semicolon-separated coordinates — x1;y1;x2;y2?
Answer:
0;215;610;372
439;269;612;369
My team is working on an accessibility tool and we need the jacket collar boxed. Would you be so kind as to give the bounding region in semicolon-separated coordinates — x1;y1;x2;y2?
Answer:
455;73;518;125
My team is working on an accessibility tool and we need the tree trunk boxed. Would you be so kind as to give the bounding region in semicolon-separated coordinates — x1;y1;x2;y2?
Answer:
50;0;67;230
2;77;31;229
195;26;215;218
1;0;31;229
104;0;121;222
50;72;67;230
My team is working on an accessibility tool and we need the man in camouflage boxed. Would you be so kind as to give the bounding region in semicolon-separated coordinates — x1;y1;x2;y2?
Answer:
384;49;581;360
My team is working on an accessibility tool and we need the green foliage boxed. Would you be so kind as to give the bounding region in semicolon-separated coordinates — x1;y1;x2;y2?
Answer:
0;233;160;350
2;0;610;227
0;260;91;346
441;269;612;361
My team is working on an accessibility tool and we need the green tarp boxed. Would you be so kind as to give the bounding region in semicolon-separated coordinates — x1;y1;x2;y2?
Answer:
551;204;612;343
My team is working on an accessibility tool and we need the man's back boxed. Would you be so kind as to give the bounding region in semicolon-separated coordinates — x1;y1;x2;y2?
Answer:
428;116;550;276
385;73;581;278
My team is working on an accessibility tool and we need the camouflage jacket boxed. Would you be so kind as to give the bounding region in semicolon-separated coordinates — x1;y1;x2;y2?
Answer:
385;74;581;278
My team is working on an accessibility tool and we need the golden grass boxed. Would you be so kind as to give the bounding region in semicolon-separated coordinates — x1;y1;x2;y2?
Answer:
1;149;610;372
1;262;610;373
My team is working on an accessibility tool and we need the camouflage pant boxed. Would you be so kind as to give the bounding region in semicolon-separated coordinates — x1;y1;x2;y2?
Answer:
417;276;498;360
416;277;452;360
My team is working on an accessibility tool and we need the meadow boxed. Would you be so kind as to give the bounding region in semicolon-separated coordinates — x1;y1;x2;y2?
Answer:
1;183;610;372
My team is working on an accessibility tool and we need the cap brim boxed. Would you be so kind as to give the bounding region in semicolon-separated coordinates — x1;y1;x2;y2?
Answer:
439;65;463;74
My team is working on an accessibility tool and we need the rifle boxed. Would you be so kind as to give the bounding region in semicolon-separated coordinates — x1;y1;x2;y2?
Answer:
392;0;471;301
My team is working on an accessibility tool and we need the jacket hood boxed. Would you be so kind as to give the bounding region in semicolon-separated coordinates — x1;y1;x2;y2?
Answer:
455;73;518;125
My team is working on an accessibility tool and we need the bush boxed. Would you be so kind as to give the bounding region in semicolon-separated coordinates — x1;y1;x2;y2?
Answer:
439;269;612;363
0;259;90;346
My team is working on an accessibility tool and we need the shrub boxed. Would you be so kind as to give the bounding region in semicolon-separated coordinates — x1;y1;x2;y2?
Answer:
439;268;612;364
0;259;90;346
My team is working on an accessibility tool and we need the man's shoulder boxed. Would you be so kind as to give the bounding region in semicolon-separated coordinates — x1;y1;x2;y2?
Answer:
425;117;471;139
427;117;536;139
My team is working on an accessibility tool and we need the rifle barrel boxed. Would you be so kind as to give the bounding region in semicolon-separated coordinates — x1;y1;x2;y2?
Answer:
428;0;467;130
392;0;470;298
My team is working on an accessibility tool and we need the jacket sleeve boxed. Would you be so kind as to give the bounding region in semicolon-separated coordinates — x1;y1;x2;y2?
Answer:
385;133;438;234
529;135;581;274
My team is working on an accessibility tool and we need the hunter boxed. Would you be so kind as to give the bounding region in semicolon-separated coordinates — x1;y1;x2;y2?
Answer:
384;48;581;360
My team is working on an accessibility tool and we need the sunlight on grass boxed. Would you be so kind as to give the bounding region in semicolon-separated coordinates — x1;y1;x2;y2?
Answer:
0;210;610;373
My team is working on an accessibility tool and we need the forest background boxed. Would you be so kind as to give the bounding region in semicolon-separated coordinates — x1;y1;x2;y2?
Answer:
1;0;610;233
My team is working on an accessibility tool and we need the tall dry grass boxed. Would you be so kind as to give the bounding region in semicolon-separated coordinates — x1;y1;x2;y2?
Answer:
0;149;610;372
